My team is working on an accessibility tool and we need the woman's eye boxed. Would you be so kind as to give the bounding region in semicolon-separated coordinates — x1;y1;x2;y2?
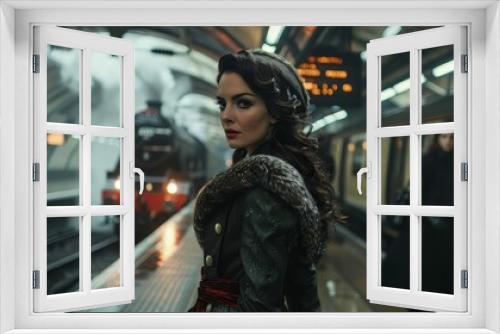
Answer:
217;103;225;112
237;99;252;108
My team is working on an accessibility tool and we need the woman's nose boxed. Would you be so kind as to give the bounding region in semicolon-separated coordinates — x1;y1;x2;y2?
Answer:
220;106;233;122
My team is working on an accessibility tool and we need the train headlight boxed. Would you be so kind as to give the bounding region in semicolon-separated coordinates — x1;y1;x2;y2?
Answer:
146;183;153;192
114;179;120;190
166;181;178;194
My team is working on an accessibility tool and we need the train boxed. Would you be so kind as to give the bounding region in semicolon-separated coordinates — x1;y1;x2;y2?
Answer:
101;100;209;240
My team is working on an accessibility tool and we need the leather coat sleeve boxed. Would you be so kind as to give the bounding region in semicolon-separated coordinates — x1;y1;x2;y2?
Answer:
235;187;299;312
284;253;321;311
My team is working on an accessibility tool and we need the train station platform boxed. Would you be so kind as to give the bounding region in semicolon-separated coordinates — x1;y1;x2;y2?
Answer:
121;225;202;312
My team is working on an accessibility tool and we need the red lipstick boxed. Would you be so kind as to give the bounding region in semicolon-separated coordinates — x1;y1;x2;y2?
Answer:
225;129;240;139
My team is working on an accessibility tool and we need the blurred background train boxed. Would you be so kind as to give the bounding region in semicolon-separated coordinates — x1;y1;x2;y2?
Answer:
101;99;209;240
45;26;454;302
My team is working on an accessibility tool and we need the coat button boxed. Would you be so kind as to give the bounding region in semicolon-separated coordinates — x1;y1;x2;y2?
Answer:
205;255;213;266
214;223;222;234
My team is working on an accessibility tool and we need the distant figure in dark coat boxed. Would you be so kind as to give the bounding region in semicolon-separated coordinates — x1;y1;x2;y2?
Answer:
382;133;454;295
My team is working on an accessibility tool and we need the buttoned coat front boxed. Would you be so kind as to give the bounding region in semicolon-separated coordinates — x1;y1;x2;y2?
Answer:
191;140;326;312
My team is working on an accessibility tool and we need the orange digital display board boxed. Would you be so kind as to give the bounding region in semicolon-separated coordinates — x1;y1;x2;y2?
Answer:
297;51;361;107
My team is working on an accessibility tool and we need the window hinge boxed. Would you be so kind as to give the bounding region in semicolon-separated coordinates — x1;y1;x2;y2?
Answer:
461;54;468;73
461;162;468;181
33;55;40;73
32;270;40;289
461;269;468;289
33;163;40;182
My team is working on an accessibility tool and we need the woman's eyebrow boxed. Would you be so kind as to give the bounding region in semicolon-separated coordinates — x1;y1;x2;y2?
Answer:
215;93;257;101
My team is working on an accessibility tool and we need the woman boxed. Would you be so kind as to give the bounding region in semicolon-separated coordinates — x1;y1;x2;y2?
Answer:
188;49;342;312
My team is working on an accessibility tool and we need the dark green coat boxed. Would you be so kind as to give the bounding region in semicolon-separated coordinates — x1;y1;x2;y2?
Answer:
192;140;326;312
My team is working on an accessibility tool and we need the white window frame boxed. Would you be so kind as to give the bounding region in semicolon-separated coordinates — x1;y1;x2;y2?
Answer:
33;26;136;313
0;1;499;333
365;26;468;312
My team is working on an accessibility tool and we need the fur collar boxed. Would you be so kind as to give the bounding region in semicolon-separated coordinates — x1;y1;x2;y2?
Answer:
193;154;325;263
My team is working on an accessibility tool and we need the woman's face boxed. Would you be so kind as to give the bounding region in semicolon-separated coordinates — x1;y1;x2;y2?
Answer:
438;133;454;152
216;72;276;154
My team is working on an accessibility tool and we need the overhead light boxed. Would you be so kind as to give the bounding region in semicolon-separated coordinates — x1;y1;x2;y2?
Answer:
381;75;428;102
266;26;284;45
381;73;430;103
381;88;396;101
311;109;348;133
360;50;367;61
334;109;347;120
311;119;326;133
393;78;410;94
432;60;454;77
383;26;402;37
323;114;337;124
261;44;276;53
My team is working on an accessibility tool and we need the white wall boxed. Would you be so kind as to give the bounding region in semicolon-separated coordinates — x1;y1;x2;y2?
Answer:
0;2;16;333
485;1;500;333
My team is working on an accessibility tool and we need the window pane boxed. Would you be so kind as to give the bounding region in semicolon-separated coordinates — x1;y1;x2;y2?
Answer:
47;217;80;295
381;215;410;290
91;137;121;205
91;52;121;127
380;52;410;127
422;216;454;294
380;137;410;205
47;133;80;206
91;216;120;289
47;45;80;124
421;134;454;206
421;45;454;123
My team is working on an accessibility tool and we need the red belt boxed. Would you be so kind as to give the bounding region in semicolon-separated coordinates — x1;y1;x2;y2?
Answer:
188;277;240;312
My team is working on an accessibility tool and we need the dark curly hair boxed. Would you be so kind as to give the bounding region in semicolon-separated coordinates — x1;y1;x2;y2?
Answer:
216;48;345;241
